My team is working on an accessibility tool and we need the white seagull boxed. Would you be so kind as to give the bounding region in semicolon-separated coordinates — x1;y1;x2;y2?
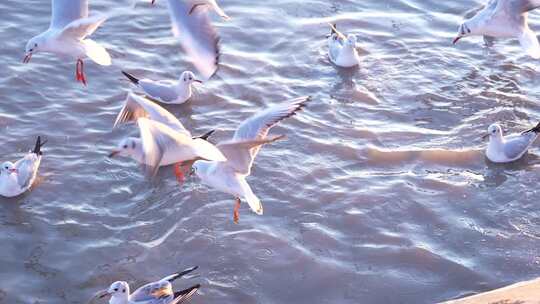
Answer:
192;96;310;223
485;122;540;163
121;70;202;105
24;0;112;86
453;0;540;58
99;266;200;304
165;0;230;79
109;92;225;181
327;24;361;68
0;136;46;198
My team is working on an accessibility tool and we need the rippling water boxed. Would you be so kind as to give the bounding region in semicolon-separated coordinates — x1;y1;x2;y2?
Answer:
1;0;540;303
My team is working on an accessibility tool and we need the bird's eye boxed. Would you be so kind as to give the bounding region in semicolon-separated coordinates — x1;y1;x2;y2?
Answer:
122;289;126;293
29;48;33;52
4;166;7;169
114;288;118;292
123;145;128;149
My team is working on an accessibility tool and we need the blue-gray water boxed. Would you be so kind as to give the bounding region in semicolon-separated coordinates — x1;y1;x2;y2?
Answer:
1;0;540;303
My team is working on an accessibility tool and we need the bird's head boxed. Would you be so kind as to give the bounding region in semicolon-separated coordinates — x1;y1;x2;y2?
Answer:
99;281;130;300
24;35;45;63
180;71;202;85
108;137;139;158
483;123;503;140
1;162;17;175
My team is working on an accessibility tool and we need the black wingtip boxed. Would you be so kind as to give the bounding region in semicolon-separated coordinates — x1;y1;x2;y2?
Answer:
169;266;199;283
196;130;216;141
532;121;540;133
121;70;139;85
330;23;338;35
524;121;540;134
173;284;201;303
33;136;46;155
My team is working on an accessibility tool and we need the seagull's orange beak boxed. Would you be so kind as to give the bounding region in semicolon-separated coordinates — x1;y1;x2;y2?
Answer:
23;53;32;64
8;168;18;174
193;79;203;84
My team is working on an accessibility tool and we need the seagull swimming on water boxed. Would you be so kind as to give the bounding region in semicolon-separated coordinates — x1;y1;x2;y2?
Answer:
121;70;202;105
484;121;540;163
0;136;46;198
23;0;112;86
98;266;200;304
109;92;225;181
327;24;361;68
164;0;230;79
192;96;310;223
454;0;540;58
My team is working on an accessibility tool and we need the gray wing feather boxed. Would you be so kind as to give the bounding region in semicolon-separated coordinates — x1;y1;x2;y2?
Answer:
218;96;308;174
233;97;309;141
50;0;88;29
166;0;220;79
138;118;184;178
114;93;190;136
327;34;344;63
130;281;174;304
140;81;179;104
503;132;536;159
14;154;40;189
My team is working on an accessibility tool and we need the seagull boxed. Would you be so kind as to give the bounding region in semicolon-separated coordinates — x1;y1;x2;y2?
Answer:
453;0;540;58
327;24;361;68
121;70;202;105
165;0;230;79
192;96;310;223
0;136;46;198
484;122;540;163
109;92;225;181
23;0;112;86
98;266;200;304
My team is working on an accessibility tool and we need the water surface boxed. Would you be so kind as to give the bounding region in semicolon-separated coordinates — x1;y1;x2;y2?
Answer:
1;0;540;303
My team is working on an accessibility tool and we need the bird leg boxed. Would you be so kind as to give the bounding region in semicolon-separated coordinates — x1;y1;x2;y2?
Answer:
76;59;87;86
174;162;186;185
173;160;195;185
233;198;241;224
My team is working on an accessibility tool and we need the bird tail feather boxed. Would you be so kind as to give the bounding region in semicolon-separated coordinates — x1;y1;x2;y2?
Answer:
33;136;47;155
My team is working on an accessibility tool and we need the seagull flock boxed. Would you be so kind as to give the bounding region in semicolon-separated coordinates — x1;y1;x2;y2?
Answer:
2;0;540;302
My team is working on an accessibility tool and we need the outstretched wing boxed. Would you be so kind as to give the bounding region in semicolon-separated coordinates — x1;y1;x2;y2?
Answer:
223;96;310;174
50;0;88;30
217;135;285;175
166;0;220;79
114;92;190;136
137;118;191;178
233;97;310;141
58;14;107;40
